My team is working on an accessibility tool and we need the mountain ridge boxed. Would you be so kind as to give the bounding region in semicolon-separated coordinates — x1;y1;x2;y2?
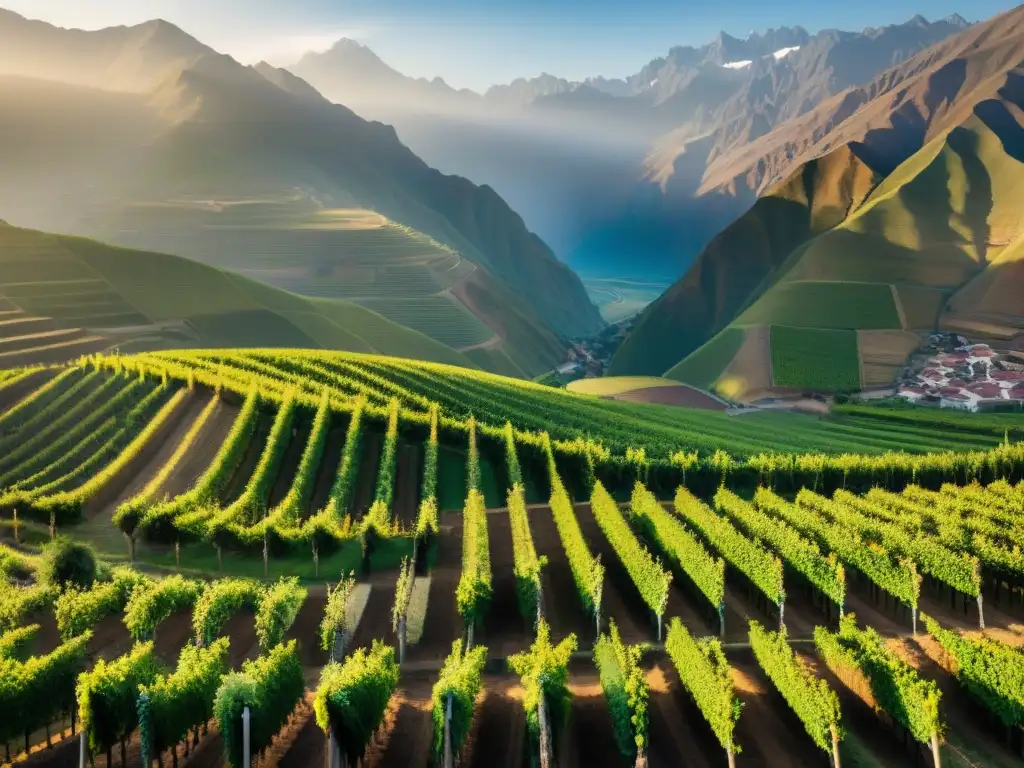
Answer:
0;8;602;375
287;12;975;278
612;5;1024;394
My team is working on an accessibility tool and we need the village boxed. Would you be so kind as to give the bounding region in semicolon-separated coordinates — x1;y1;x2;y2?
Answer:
897;333;1024;412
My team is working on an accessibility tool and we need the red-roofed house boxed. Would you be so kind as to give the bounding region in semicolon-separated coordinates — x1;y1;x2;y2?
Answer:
948;379;968;388
992;371;1024;382
898;386;927;403
939;387;963;397
969;383;1003;399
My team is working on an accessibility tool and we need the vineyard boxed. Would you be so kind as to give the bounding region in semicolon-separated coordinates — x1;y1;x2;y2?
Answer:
2;348;1024;767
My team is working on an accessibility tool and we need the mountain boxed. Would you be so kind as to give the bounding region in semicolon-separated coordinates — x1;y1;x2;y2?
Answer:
291;38;480;112
0;9;214;90
287;15;972;280
577;13;973;275
0;10;602;377
612;5;1024;397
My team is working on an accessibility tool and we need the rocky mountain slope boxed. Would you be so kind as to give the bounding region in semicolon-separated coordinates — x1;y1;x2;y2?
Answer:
612;5;1024;396
289;14;972;278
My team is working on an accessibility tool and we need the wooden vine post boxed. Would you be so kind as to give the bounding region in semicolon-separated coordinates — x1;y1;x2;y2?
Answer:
397;616;407;665
241;707;251;768
831;723;841;768
443;693;454;768
537;675;552;768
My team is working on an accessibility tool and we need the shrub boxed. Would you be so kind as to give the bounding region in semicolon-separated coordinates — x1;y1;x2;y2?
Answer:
39;536;97;590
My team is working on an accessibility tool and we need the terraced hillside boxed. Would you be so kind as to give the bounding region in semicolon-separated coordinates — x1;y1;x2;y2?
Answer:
618;109;1024;399
1;348;1023;768
111;204;555;368
0;221;494;371
0;11;603;376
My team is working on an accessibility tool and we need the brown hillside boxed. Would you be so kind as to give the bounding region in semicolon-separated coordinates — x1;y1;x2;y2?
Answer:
700;4;1024;196
610;145;879;375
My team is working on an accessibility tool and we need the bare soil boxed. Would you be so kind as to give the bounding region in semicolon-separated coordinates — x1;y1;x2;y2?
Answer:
392;442;422;530
0;368;55;414
84;387;212;521
266;419;311;509
221;412;272;506
219;610;260;668
465;675;525;768
366;675;434;768
276;703;322;768
348;571;397;654
645;662;719;768
285;591;329;673
408;511;460;664
307;425;345;521
727;649;828;767
481;510;532;657
351;431;383;520
560;666;622;768
155;398;239;499
529;506;594;645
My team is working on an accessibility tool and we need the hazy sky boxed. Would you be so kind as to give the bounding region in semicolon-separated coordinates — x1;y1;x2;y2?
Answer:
4;0;1018;90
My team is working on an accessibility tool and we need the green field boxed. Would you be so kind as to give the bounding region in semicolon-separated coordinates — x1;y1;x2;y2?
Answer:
354;297;494;349
771;326;861;391
737;281;901;329
666;327;747;390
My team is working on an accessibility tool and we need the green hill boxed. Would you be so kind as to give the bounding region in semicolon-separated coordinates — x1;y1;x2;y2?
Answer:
0;221;477;369
616;103;1024;397
610;145;880;377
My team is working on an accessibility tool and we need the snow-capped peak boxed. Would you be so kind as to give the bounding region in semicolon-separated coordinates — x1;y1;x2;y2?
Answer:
723;60;752;70
773;46;801;59
649;77;659;87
